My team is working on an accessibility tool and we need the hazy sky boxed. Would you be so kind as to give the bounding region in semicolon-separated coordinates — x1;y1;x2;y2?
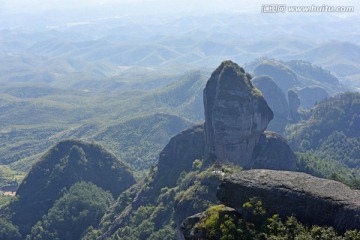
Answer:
1;0;358;15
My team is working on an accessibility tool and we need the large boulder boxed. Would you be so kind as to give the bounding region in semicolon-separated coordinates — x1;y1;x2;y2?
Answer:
217;169;360;232
295;86;330;109
180;206;240;240
252;75;289;133
250;132;296;170
288;90;301;122
204;60;273;166
252;75;288;118
156;124;205;187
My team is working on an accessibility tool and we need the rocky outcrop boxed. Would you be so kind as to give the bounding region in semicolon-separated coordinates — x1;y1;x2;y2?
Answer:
288;90;301;122
295;86;330;109
180;212;205;240
217;169;360;232
180;206;240;240
204;61;273;166
252;75;289;133
156;124;205;187
250;132;296;170
252;76;288;118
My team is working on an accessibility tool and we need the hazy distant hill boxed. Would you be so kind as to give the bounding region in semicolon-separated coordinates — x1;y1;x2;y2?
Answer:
247;58;345;109
295;41;360;77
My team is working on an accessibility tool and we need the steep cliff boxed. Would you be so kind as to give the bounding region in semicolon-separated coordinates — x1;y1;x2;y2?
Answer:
84;61;299;240
252;76;288;118
295;86;330;109
156;124;205;187
288;90;301;122
252;75;289;133
204;60;273;166
251;131;296;170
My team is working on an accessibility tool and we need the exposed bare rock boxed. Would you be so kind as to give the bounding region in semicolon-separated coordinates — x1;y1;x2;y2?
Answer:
217;169;360;232
295;86;330;109
204;60;273;166
156;124;205;187
252;75;288;134
288;90;301;122
252;75;288;118
180;207;240;240
250;131;296;171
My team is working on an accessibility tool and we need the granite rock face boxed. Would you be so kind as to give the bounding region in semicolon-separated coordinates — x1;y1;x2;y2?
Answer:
204;61;273;166
288;90;301;122
296;86;330;109
252;76;288;118
252;75;289;134
180;207;240;240
156;124;205;187
251;131;296;170
217;169;360;232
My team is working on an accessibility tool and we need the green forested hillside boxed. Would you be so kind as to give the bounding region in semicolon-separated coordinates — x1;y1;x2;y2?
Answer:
9;140;135;236
83;162;242;240
287;92;360;154
0;8;359;240
96;113;193;172
285;92;360;187
27;182;113;240
0;71;206;189
185;203;360;240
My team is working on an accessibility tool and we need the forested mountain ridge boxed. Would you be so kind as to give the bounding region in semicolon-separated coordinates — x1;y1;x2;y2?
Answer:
0;71;205;187
8;140;135;237
287;92;360;156
285;92;360;188
0;5;360;239
1;61;359;240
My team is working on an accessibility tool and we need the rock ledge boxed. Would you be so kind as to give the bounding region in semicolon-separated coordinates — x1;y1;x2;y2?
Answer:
217;169;360;232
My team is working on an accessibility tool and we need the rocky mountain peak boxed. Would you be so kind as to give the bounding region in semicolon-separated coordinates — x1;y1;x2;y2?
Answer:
204;60;274;166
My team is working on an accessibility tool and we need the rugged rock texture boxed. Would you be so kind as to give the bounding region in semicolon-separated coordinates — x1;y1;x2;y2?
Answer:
204;61;273;166
252;76;288;118
180;207;240;240
180;212;205;240
251;132;296;171
92;125;206;240
217;169;360;232
252;75;289;133
156;124;205;187
295;86;330;109
174;170;221;224
175;170;222;240
288;90;301;122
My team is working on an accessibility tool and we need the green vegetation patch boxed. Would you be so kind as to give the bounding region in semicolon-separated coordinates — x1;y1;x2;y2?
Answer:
194;199;360;240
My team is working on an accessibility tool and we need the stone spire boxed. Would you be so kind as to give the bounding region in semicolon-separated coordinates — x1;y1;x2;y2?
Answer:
203;60;273;166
